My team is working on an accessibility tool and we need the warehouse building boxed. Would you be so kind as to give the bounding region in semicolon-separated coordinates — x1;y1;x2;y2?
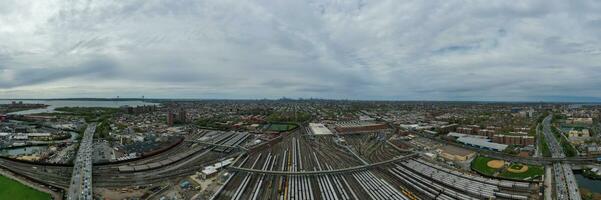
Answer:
309;123;333;135
448;132;508;151
334;121;389;134
457;137;508;151
437;145;475;162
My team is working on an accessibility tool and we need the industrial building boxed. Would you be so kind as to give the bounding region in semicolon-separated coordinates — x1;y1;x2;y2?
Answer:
448;132;508;151
437;145;475;162
201;158;234;179
334;121;389;134
457;137;508;151
309;123;333;135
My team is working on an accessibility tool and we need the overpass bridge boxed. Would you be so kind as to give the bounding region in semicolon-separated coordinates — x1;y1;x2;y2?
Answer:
0;130;249;192
67;123;96;200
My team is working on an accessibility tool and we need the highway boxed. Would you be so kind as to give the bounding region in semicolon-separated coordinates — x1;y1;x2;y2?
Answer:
542;115;581;200
67;123;96;200
0;134;237;188
0;119;587;199
0;121;544;200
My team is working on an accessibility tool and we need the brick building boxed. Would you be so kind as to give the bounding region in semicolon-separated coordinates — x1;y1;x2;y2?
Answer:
492;135;535;146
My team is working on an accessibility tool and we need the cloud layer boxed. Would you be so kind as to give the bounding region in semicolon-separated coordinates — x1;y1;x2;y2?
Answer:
1;0;601;101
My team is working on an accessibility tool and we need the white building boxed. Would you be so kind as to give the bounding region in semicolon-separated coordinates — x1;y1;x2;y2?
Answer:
201;158;234;179
309;123;333;135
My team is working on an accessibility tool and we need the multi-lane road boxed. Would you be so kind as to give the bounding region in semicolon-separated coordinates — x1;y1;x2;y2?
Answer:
0;118;591;199
542;116;581;200
67;123;96;200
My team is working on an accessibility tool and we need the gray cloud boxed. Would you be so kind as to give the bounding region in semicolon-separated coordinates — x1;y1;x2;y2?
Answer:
0;58;118;88
0;0;600;101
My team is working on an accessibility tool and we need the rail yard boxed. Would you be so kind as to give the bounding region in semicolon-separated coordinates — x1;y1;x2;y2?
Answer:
2;100;601;199
211;126;541;200
4;0;601;199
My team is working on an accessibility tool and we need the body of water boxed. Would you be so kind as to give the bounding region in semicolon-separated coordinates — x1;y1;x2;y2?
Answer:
1;100;157;115
576;173;601;193
0;146;48;156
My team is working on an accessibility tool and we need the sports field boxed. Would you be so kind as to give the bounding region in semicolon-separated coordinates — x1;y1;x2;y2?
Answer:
0;175;51;200
471;156;498;176
499;164;544;180
472;156;545;181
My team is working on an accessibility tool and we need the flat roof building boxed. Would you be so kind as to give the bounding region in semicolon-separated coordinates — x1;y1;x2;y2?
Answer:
492;134;535;146
438;145;475;162
457;137;508;152
200;158;234;179
334;121;389;134
309;123;333;135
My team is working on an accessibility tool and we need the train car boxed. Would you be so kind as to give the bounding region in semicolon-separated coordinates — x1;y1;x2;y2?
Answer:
118;166;135;172
159;160;171;167
495;192;529;200
133;165;150;171
141;137;184;157
147;162;161;169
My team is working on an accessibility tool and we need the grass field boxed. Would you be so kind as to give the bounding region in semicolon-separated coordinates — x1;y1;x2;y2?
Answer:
509;164;524;170
266;123;298;132
472;156;545;181
471;156;498;176
499;164;544;180
0;175;51;200
538;133;552;157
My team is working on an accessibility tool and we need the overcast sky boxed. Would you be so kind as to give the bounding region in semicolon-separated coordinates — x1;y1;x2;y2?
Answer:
1;0;601;101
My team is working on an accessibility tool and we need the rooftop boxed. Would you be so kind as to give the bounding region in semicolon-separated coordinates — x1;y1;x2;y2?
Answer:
438;145;474;157
309;123;333;135
457;137;508;151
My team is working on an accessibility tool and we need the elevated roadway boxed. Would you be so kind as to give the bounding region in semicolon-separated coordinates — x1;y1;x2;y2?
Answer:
67;123;96;200
0;136;232;187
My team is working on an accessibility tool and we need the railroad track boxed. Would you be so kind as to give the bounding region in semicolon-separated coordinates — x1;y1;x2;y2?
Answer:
215;131;415;200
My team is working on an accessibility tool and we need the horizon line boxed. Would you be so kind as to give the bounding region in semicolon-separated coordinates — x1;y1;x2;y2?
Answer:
1;97;600;104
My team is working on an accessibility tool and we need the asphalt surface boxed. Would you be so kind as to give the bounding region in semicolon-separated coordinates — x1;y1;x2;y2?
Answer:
67;123;96;200
542;116;580;200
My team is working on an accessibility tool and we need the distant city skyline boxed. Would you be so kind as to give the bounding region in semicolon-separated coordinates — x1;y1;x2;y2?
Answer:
2;97;601;104
1;1;601;101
